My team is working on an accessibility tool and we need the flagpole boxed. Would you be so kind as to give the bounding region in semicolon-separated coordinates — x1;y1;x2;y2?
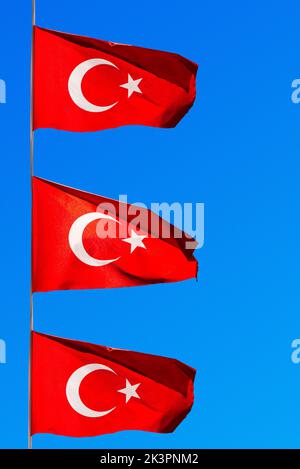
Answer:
28;0;36;450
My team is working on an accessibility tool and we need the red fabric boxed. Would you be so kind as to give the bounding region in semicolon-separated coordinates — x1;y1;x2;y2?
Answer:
32;177;198;292
33;27;197;132
31;332;196;437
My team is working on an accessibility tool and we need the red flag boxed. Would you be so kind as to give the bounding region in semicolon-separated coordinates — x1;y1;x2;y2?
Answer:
32;177;198;293
31;332;196;437
33;27;197;132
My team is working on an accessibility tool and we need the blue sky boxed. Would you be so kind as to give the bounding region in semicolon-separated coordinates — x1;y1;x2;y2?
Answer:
0;0;300;449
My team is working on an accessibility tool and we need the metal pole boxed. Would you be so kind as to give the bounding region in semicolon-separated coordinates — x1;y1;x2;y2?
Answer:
28;0;36;450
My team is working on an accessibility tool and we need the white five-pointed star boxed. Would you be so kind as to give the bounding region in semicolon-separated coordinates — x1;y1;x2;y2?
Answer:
118;379;141;404
120;74;143;98
122;230;147;253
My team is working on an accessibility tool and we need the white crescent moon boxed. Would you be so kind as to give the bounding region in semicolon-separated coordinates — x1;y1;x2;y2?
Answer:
66;363;117;418
68;212;120;267
68;58;119;113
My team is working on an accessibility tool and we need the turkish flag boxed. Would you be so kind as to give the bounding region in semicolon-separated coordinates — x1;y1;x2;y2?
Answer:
33;27;197;132
32;177;198;292
31;332;196;437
